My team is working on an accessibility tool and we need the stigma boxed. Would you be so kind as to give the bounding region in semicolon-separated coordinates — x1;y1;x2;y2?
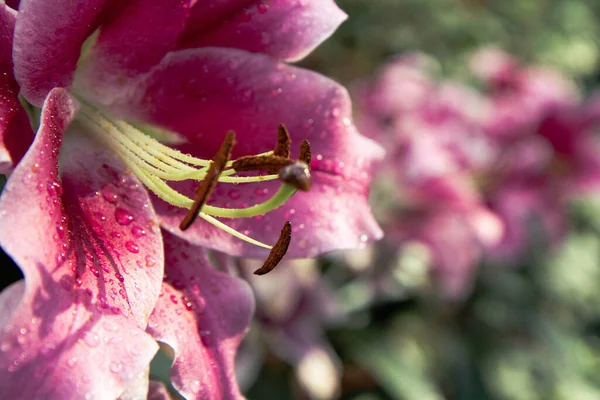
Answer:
76;102;311;273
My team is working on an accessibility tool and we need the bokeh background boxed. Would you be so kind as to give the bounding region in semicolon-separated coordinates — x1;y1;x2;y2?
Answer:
241;1;600;399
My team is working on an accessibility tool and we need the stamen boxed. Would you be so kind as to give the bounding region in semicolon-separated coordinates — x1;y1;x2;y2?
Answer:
299;140;312;165
268;124;292;174
253;221;292;275
232;155;293;172
180;131;235;230
274;124;292;159
278;161;312;191
76;101;307;253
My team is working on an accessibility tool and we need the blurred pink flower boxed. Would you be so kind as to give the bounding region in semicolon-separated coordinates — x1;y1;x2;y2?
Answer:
0;1;383;398
356;54;502;298
359;48;600;295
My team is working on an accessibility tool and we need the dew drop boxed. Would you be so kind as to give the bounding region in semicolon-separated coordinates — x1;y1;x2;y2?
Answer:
257;2;269;13
109;362;123;373
255;188;269;197
83;332;100;348
125;241;139;254
145;255;156;268
228;189;241;200
169;295;178;304
131;225;146;238
114;208;134;225
103;320;119;332
182;296;193;311
67;356;77;368
102;189;118;204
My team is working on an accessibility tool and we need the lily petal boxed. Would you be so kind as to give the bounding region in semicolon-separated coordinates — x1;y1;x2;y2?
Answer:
76;0;194;103
178;0;347;62
0;3;34;173
0;88;163;398
147;231;254;400
106;48;384;257
13;0;121;105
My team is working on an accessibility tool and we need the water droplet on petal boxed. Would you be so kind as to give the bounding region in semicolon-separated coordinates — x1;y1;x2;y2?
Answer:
131;225;146;238
109;362;123;373
102;188;118;204
83;332;100;348
114;208;134;225
125;241;139;254
145;255;155;268
228;189;241;200
67;356;77;368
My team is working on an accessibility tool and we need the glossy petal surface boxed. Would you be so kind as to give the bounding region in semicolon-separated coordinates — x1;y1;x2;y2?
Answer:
76;0;193;103
178;0;346;62
147;231;253;399
0;89;162;398
13;0;115;105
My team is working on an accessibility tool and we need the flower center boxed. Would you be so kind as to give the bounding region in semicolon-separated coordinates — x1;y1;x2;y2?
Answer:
76;101;311;272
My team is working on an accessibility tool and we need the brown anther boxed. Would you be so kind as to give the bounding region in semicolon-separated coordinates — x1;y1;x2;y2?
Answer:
299;140;311;165
279;161;312;191
180;131;236;231
232;154;293;173
253;221;292;275
274;124;292;159
268;124;293;173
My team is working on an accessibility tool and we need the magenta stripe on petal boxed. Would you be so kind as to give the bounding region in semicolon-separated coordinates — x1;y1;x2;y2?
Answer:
0;89;163;398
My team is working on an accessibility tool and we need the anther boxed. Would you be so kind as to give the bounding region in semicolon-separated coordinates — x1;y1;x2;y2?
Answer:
299;140;311;165
232;154;293;173
274;124;292;159
180;131;235;230
279;161;312;191
253;221;292;275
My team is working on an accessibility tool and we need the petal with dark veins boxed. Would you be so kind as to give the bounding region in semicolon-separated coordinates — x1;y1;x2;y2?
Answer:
0;88;163;398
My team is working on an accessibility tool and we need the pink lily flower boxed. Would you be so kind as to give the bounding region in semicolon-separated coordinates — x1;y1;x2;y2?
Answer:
0;1;383;398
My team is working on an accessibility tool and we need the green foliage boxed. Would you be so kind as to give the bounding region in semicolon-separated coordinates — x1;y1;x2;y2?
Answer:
301;0;600;84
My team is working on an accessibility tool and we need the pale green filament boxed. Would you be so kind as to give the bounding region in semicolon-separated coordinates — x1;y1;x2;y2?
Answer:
76;102;300;249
